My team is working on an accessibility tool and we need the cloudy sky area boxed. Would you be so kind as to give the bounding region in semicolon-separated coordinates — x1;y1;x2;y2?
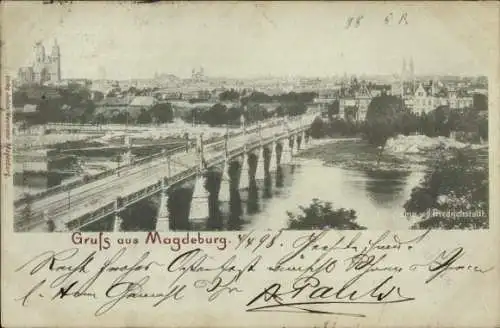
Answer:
2;2;498;80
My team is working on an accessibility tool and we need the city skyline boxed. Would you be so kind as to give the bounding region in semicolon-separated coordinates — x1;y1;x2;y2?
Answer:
3;2;498;80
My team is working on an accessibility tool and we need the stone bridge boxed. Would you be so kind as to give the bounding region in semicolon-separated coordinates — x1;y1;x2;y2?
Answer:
14;113;318;232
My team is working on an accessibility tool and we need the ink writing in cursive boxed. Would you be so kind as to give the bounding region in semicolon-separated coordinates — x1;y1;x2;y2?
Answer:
246;273;414;316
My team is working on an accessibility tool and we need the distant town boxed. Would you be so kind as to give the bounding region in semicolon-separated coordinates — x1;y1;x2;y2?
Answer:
14;40;488;129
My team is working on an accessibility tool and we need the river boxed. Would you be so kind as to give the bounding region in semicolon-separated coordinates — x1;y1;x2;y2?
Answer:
216;138;426;231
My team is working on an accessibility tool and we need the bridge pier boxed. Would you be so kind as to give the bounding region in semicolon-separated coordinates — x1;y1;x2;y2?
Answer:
113;199;123;232
239;152;250;190
302;130;309;148
296;134;302;151
281;138;292;164
255;146;266;180
189;173;210;222
156;178;170;231
122;135;132;165
122;150;132;166
269;142;278;171
219;160;231;202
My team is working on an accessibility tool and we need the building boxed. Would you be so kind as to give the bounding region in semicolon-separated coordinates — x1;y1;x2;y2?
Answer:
191;67;205;82
412;81;473;115
391;57;416;98
339;83;372;121
18;40;61;85
313;88;340;114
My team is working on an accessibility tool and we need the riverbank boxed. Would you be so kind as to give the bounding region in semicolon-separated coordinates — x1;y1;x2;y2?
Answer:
300;134;487;171
299;137;417;172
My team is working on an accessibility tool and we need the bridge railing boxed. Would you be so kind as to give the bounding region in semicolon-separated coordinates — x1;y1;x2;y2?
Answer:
14;144;187;207
14;210;46;232
68;165;200;231
66;202;116;231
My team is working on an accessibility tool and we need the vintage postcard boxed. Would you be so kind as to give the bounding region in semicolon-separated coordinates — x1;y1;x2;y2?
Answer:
1;1;499;327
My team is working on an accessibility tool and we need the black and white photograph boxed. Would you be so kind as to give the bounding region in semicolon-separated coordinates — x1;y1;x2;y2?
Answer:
8;3;490;234
1;3;499;328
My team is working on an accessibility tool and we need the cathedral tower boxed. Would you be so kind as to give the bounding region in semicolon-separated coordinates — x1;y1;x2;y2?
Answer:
50;39;61;82
34;41;46;64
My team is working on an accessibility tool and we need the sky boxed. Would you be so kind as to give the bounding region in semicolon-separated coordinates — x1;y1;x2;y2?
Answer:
2;2;498;80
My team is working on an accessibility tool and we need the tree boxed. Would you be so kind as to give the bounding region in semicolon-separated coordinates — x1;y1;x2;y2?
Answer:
274;92;317;103
444;107;486;142
226;106;244;125
327;100;340;120
93;113;107;125
218;89;240;102
127;86;139;96
397;111;420;136
113;111;131;124
287;198;365;230
150;102;174;123
274;106;286;117
246;103;268;123
80;101;96;123
37;98;63;123
137;108;152;124
309;117;327;138
473;93;488;112
183;107;206;125
13;90;29;107
433;105;451;137
285;103;307;116
364;95;403;147
364;95;404;164
204;103;228;126
242;91;272;104
405;147;488;229
92;91;104;102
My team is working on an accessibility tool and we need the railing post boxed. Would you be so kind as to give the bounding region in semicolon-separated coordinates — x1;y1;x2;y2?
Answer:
156;178;170;231
269;140;278;171
113;198;123;232
189;172;209;223
196;133;205;171
168;154;172;177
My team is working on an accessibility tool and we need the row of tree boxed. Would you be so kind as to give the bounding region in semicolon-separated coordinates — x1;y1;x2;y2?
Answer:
15;84;96;125
309;94;488;145
14;85;317;127
91;103;174;125
181;102;308;127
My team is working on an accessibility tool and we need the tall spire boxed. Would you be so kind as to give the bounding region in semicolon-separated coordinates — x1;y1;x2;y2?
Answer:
51;38;60;57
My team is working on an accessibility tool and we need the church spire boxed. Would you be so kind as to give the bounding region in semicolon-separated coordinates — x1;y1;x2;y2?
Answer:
51;38;60;57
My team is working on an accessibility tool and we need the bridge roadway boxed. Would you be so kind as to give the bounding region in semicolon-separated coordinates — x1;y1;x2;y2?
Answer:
16;114;316;232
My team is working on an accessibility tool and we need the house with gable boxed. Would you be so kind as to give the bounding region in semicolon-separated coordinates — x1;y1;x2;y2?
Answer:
339;82;373;121
412;81;473;115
